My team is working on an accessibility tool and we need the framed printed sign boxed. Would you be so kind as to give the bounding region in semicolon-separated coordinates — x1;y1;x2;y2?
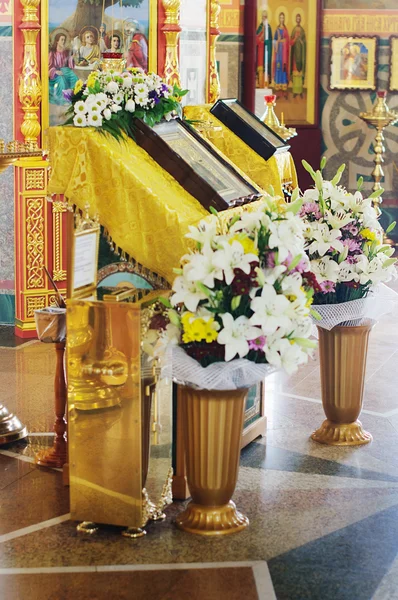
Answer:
389;37;398;92
329;36;378;91
41;0;158;129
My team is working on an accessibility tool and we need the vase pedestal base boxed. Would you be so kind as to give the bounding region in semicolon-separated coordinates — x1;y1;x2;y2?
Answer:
175;500;249;536
311;419;372;446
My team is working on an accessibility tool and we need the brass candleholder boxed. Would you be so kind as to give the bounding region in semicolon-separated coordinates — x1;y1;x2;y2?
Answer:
0;139;42;175
260;95;297;142
359;91;398;216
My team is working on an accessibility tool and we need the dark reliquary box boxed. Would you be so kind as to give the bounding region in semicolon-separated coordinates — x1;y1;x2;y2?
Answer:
210;99;290;161
134;118;261;212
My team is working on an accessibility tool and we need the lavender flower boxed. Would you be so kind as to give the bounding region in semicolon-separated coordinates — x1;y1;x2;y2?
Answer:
342;238;361;253
299;202;321;219
62;88;74;103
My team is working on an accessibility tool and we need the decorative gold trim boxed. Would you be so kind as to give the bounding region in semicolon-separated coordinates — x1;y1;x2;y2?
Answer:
161;0;182;89
19;0;42;148
207;0;221;104
26;197;45;289
52;199;67;282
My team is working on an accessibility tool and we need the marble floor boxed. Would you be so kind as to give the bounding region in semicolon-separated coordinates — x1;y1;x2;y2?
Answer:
1;283;398;599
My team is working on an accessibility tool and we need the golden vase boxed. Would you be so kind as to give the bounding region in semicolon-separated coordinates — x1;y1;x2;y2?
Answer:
175;386;249;536
311;323;373;446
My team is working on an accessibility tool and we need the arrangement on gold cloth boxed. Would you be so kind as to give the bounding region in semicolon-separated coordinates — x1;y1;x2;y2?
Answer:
64;68;187;139
34;307;68;468
299;159;397;446
145;195;317;535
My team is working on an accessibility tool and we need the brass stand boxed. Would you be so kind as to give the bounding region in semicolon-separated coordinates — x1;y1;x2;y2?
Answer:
261;95;297;141
0;404;27;445
359;91;398;217
36;342;68;468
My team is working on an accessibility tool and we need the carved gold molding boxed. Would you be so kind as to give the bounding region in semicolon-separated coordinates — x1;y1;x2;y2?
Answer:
26;197;45;289
19;0;42;148
52;200;67;282
208;0;221;104
162;0;182;89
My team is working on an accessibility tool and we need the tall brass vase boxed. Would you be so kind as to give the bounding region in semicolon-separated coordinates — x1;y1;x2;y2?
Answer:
311;323;373;446
176;386;249;536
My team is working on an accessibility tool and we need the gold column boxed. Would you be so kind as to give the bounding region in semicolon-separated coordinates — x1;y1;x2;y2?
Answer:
162;0;182;89
207;0;221;104
52;199;68;282
19;0;42;148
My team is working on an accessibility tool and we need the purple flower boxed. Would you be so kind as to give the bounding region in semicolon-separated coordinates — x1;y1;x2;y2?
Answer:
62;89;74;103
299;202;321;219
319;280;336;293
248;336;266;351
343;238;361;252
342;223;359;236
149;90;161;104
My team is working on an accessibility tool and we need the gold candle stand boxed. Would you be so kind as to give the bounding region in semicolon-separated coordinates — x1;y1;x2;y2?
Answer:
261;95;297;142
359;91;398;216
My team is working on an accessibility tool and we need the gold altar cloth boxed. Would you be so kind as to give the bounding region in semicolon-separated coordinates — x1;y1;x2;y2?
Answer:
47;127;265;283
183;105;298;196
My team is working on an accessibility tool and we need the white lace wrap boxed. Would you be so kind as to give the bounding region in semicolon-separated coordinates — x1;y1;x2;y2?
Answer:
312;283;398;330
172;346;276;391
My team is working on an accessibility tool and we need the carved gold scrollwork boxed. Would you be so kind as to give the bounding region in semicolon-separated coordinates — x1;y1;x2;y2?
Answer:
162;0;182;89
52;200;67;282
26;295;45;317
19;0;42;148
208;0;221;104
26;197;45;289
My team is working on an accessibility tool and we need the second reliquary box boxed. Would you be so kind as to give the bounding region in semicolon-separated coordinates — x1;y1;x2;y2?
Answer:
134;118;261;212
211;99;290;161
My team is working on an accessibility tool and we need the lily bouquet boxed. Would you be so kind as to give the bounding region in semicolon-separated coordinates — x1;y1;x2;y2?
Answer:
300;160;397;328
150;196;317;390
64;68;187;140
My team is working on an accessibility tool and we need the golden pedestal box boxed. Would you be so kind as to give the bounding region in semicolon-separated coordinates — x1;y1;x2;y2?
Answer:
67;291;173;534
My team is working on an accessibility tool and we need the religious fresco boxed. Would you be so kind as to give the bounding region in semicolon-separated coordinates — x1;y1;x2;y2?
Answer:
255;1;319;126
329;36;377;90
46;0;150;126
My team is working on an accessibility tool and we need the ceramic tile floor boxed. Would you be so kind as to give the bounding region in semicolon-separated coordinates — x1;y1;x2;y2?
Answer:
1;281;398;599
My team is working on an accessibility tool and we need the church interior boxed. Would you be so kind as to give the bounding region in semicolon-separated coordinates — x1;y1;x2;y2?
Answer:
0;0;398;598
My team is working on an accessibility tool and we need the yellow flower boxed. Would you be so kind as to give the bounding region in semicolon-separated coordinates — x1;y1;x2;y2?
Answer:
181;314;218;344
86;72;98;88
73;79;84;94
229;235;258;256
360;228;376;242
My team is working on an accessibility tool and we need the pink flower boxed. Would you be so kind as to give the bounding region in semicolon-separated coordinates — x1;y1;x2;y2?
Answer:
299;202;321;219
342;238;361;253
342;223;359;236
248;336;266;351
319;280;336;293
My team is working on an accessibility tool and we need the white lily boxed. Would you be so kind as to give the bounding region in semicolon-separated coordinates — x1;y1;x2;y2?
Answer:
308;223;344;256
185;219;218;249
265;338;308;375
325;210;353;229
212;240;258;285
338;260;358;283
217;313;262;361
250;284;292;335
281;272;303;296
268;214;305;262
171;276;207;312
182;247;223;289
311;256;340;282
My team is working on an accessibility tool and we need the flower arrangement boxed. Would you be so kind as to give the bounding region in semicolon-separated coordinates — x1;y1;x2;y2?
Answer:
300;159;396;305
63;68;187;139
153;195;317;383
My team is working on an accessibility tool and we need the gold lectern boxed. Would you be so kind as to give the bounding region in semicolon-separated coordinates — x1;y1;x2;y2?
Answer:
67;290;173;538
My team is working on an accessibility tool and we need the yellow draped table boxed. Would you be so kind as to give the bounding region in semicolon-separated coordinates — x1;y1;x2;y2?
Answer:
47;126;266;284
183;105;298;197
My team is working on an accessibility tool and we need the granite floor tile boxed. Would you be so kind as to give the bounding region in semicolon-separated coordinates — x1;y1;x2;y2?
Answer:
268;503;398;600
1;468;398;569
0;568;259;600
0;458;69;535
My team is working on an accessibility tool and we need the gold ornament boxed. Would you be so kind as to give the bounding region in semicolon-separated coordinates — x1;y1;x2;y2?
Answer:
208;0;221;104
162;0;182;89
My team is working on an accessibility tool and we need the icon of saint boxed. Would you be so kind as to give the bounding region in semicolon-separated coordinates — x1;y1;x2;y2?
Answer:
290;13;306;98
272;12;290;98
49;31;79;106
256;10;272;88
